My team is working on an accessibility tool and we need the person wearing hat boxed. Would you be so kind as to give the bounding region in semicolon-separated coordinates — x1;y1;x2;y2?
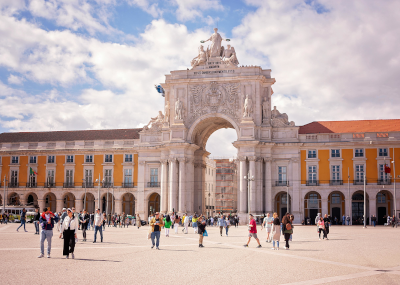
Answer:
149;212;164;249
60;208;78;259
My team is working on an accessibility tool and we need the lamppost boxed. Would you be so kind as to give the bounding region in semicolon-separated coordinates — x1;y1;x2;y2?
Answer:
286;184;290;213
244;172;254;214
363;172;367;228
95;174;103;211
3;176;8;214
392;148;397;219
82;178;87;211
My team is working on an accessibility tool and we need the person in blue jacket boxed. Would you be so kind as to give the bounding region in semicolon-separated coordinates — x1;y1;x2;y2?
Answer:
38;208;59;258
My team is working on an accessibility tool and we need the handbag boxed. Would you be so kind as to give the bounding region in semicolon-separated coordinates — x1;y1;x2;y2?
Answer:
203;230;208;237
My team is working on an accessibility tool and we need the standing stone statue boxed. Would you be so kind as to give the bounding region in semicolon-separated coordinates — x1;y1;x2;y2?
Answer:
262;97;269;120
201;28;229;57
164;101;170;124
175;98;183;120
243;95;253;118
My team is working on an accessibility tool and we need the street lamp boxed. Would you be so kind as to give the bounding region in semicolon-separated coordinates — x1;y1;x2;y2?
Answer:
95;174;104;211
392;148;397;219
286;184;290;213
82;178;87;211
3;176;8;214
244;173;254;214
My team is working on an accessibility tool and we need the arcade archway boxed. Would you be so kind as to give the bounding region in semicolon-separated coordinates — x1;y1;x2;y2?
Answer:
44;192;56;212
63;192;75;209
275;192;292;219
376;190;393;225
304;191;321;225
148;193;160;216
122;193;135;216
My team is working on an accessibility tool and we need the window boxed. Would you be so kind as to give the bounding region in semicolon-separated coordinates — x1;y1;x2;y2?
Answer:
124;169;132;186
11;170;18;186
11;156;19;164
125;154;132;162
29;156;37;164
355;165;364;181
309;193;318;208
47;170;54;186
379;164;388;180
331;165;340;181
355;149;364;157
47;156;55;163
331;149;340;158
66;170;73;186
104;169;112;185
281;194;287;205
150;168;158;182
379;148;388;157
377;193;386;203
85;155;93;163
308;150;316;158
278;166;287;182
332;193;340;204
66;155;74;163
308;166;317;181
85;169;92;185
105;154;113;163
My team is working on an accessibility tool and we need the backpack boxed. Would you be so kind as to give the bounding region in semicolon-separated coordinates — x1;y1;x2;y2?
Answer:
286;223;292;231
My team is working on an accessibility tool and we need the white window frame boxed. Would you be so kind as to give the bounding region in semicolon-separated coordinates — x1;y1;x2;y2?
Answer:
104;154;113;163
46;169;55;186
123;168;133;187
355;164;365;182
65;168;74;187
278;166;287;182
308;165;317;182
29;156;37;164
354;148;364;157
331;149;340;158
378;164;389;181
308;149;317;159
331;165;340;181
11;156;19;164
378;148;388;157
47;155;55;164
124;154;133;163
85;155;93;163
66;155;74;163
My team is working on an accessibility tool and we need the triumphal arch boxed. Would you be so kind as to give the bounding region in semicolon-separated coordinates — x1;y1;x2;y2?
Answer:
138;28;300;221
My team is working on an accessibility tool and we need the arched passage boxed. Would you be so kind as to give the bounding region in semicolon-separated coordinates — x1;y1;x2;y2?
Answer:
122;193;135;216
148;193;160;216
352;191;369;225
275;192;292;219
101;192;114;215
328;191;345;224
304;191;321;225
63;192;75;209
376;190;393;225
8;192;20;206
82;192;95;214
44;192;56;212
26;192;38;207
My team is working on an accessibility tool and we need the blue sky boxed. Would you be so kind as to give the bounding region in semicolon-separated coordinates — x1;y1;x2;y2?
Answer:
0;0;400;156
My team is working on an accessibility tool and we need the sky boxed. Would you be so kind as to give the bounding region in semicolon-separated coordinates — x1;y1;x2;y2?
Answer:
0;0;400;157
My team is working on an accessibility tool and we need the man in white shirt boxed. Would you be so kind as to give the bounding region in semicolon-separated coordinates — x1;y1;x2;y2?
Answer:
93;209;103;243
262;213;274;243
184;214;190;234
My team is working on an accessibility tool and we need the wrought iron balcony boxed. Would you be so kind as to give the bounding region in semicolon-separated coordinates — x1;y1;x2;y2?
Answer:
147;182;160;188
45;182;55;188
353;179;366;185
377;179;391;185
63;182;75;188
306;180;319;186
275;181;289;186
26;182;37;188
329;180;343;186
9;183;19;188
122;182;135;188
102;182;113;188
83;182;94;188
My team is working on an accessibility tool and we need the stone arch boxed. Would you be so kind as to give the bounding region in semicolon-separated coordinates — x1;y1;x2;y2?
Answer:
63;192;75;209
148;192;160;216
101;192;114;215
122;193;135;216
25;192;39;208
328;191;345;224
376;190;393;225
351;190;369;225
44;192;57;212
0;193;2;207
8;192;20;206
82;192;96;214
304;191;321;225
187;113;239;150
274;191;291;219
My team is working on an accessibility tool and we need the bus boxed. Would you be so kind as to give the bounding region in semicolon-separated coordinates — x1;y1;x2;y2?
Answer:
1;206;36;223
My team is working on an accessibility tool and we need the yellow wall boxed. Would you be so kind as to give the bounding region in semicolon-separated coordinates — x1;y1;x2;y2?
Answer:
56;156;65;186
94;155;103;182
318;150;329;183
366;148;378;180
342;149;353;182
19;156;28;184
37;156;46;184
1;157;10;183
114;154;123;186
300;150;306;183
75;155;84;185
394;148;400;179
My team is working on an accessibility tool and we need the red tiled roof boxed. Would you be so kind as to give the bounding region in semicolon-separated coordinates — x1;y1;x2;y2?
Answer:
0;128;142;143
299;119;400;134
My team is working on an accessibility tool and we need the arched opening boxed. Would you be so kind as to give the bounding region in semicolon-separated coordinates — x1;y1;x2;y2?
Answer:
0;194;2;206
328;191;345;225
376;190;393;225
63;192;75;209
101;192;114;215
275;192;292;219
44;192;56;212
82;192;95;214
122;193;135;216
352;191;369;225
8;192;20;206
304;192;321;225
26;192;39;208
148;193;160;216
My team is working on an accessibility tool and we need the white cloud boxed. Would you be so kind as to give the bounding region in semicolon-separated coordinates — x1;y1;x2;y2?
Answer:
7;75;25;85
172;0;223;22
126;0;162;18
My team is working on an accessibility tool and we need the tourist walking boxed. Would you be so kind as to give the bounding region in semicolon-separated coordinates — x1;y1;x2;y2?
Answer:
16;208;27;232
192;214;198;234
282;212;293;249
198;215;207;248
38;208;59;258
60;208;78;259
80;210;89;241
184;214;190;234
225;216;230;236
137;214;141;229
244;214;262;248
218;215;226;236
174;215;180;234
164;215;172;237
33;208;40;235
371;215;377;227
93;209;104;243
271;213;280;250
342;215;345;225
323;214;330;240
318;217;325;240
346;215;350;225
262;213;274;242
150;212;164;249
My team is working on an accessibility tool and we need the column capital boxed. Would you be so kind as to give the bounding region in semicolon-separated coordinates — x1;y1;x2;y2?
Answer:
291;158;300;163
168;156;177;163
264;157;272;162
160;159;168;164
256;156;263;162
138;161;146;165
187;158;194;164
248;156;257;161
177;157;187;163
238;156;247;161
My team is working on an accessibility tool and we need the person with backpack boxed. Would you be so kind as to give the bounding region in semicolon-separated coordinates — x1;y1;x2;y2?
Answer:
270;213;281;250
282;212;293;250
164;214;172;237
323;214;330;240
197;215;207;248
244;214;262;248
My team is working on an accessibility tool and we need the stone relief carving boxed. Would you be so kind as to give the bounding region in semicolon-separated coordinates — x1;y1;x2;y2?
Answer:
164;101;170;125
238;156;247;161
188;81;240;124
242;94;253;118
271;106;295;127
175;98;184;120
262;97;269;122
248;156;257;161
191;45;207;69
222;44;239;67
143;111;164;132
160;159;168;164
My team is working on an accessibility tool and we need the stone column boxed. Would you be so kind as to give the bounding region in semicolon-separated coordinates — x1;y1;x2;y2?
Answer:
114;199;122;214
264;158;272;212
168;158;178;212
75;197;83;211
248;156;256;214
20;195;27;207
178;158;186;213
160;160;168;214
256;157;263;213
369;197;376;225
56;199;64;213
137;161;146;218
321;197;328;217
187;159;195;213
38;199;45;212
239;156;247;213
291;158;301;223
194;162;203;214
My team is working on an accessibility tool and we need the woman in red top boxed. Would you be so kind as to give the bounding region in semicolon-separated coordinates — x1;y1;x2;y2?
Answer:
244;214;262;248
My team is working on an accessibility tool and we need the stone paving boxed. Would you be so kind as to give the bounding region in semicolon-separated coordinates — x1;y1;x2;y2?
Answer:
0;222;399;285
